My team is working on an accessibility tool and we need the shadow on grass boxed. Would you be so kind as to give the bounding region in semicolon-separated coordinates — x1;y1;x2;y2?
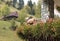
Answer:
17;32;26;39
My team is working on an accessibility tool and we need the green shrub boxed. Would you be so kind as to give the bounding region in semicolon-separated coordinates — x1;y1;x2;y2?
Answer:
17;19;60;41
0;5;10;16
17;23;44;40
17;8;28;24
52;19;60;36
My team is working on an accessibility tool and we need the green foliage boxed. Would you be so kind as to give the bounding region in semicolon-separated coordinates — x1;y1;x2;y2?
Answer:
32;1;41;18
17;7;28;24
0;5;10;16
26;1;41;17
17;19;60;40
52;19;60;36
36;0;41;17
25;5;32;15
31;23;43;37
17;23;44;40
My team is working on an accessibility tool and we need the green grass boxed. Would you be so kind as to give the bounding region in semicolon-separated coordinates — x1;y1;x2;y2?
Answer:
0;21;25;41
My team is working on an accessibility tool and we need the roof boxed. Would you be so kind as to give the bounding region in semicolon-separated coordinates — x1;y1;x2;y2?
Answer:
1;11;18;20
6;11;18;18
8;11;18;17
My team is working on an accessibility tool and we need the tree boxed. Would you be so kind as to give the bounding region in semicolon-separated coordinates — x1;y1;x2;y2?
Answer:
31;2;36;15
27;0;35;15
26;4;32;15
1;0;4;2
48;0;54;18
15;2;19;9
18;0;24;10
13;0;17;7
27;0;33;10
35;0;41;18
5;0;13;6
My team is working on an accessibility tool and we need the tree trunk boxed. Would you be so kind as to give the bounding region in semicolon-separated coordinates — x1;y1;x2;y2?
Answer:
48;0;54;18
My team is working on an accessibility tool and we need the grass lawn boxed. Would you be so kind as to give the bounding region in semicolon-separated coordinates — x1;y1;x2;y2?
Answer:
0;21;25;41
